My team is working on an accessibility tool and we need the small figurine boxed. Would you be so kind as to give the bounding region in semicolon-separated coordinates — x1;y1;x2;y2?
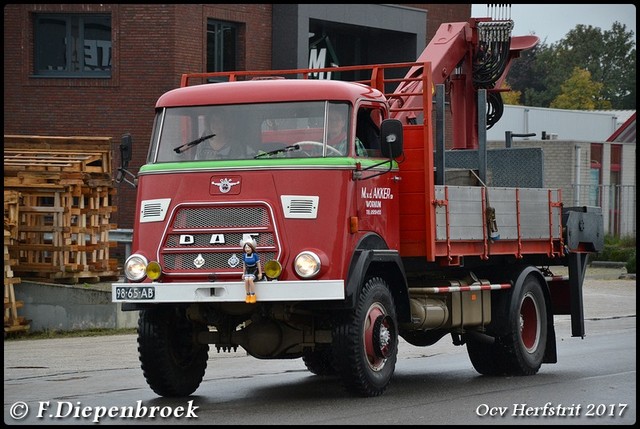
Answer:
241;239;262;303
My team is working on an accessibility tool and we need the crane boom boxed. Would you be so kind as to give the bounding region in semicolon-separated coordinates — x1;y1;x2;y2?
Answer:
391;16;538;149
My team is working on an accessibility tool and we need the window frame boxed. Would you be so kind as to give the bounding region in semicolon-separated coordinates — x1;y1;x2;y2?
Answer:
206;19;239;73
33;13;112;78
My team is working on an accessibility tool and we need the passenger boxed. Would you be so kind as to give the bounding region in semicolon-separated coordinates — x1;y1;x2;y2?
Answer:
327;110;367;157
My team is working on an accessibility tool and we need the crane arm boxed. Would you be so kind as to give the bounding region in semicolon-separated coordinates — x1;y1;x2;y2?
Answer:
390;16;538;149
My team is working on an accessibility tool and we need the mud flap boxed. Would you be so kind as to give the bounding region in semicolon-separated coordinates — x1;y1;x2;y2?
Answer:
567;252;590;338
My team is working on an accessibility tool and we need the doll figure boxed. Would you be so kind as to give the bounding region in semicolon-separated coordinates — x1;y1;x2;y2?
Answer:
241;239;262;303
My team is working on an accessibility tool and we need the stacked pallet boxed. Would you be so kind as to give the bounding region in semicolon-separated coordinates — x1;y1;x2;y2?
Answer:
4;190;29;333
4;135;119;284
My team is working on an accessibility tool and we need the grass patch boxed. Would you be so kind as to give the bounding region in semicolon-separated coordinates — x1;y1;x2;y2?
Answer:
591;234;636;272
5;327;137;341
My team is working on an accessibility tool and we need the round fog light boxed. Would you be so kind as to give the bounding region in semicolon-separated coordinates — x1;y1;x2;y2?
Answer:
146;261;162;280
264;260;282;279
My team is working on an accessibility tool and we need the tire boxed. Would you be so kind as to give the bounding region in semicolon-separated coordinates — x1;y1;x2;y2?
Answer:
466;274;547;376
466;288;511;375
466;333;510;375
137;306;209;397
302;346;337;376
333;277;398;397
505;275;547;375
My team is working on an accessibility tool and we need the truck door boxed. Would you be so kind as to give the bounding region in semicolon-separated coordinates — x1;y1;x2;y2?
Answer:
355;105;401;250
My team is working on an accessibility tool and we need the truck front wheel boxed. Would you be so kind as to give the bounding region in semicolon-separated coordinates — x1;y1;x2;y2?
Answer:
333;277;398;397
137;306;209;397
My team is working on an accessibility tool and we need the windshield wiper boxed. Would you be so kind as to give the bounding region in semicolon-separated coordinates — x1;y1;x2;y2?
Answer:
173;134;216;154
254;144;300;159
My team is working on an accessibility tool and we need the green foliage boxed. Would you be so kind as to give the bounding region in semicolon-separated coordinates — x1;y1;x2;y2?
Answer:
500;81;521;105
550;68;611;110
604;234;636;247
508;22;636;109
591;234;636;267
626;251;636;274
595;245;636;263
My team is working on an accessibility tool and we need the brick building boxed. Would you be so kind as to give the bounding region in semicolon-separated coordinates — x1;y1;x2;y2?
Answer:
3;4;471;245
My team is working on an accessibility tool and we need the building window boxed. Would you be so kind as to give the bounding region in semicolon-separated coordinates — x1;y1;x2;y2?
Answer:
34;14;112;77
206;19;238;72
589;143;603;206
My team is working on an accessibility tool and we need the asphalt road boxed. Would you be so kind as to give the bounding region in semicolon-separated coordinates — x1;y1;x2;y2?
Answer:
4;267;636;425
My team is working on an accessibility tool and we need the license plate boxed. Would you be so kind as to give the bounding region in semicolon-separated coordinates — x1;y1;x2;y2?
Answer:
115;286;155;300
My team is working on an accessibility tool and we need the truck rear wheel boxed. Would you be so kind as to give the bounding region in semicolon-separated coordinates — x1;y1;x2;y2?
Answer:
465;331;509;375
466;274;547;376
505;275;547;375
138;306;209;397
333;277;398;397
302;346;337;376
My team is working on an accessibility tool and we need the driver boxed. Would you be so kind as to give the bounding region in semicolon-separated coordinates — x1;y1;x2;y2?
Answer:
197;114;256;160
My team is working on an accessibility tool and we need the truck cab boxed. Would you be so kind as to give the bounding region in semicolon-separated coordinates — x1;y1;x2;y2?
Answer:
125;78;403;290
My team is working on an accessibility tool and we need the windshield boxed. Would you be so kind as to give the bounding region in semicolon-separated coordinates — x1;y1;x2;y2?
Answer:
148;101;353;163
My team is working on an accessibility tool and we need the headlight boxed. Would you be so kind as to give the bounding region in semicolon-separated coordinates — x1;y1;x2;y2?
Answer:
294;251;321;278
124;254;148;282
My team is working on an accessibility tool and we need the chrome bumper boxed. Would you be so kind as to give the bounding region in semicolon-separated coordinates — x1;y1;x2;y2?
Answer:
111;279;345;303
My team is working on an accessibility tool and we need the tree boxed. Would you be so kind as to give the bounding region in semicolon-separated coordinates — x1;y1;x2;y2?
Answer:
503;43;547;106
507;22;636;109
550;67;611;110
500;81;521;105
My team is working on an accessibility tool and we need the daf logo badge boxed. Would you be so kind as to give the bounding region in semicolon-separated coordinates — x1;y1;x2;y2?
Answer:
193;253;205;268
228;253;240;268
212;177;240;193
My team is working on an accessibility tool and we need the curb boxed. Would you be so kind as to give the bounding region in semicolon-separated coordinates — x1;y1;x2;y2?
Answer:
590;261;627;268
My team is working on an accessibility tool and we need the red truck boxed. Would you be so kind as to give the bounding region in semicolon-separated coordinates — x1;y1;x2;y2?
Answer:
113;15;603;398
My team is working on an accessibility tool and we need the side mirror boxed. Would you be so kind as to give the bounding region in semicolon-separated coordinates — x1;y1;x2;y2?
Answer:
380;119;403;159
115;133;137;188
120;133;133;168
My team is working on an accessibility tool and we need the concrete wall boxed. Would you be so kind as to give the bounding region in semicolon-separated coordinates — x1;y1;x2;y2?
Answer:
13;281;138;332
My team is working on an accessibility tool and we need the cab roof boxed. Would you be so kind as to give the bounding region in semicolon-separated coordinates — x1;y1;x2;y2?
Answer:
156;79;385;108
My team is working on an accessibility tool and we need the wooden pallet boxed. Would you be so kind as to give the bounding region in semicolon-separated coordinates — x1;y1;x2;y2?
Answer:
4;135;119;284
4;149;110;174
4;191;20;240
4;229;29;334
4;135;112;174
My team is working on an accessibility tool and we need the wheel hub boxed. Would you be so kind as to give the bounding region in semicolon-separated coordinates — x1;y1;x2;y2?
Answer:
519;293;540;352
372;315;394;359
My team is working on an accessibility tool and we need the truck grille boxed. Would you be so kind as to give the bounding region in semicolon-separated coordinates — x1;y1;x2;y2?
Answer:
160;204;279;275
172;206;270;228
